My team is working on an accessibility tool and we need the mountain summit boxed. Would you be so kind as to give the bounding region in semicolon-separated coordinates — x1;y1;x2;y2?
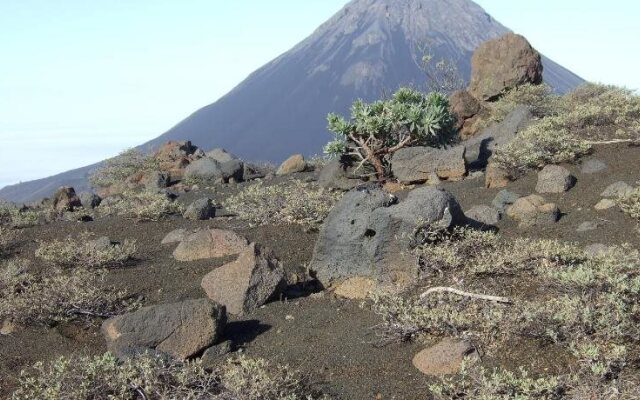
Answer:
0;0;583;203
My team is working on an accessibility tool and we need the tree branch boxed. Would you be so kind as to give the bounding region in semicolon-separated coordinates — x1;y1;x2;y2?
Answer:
419;287;512;304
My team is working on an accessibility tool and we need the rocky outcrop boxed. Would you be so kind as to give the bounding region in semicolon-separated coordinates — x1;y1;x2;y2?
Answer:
78;192;102;209
469;33;544;101
449;90;485;138
201;243;286;315
101;299;226;360
184;157;244;184
310;186;466;287
52;187;82;212
391;146;466;184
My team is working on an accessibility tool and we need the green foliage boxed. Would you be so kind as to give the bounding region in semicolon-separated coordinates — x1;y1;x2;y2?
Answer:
493;119;591;172
0;259;137;325
325;88;456;178
224;180;343;228
12;353;329;400
89;149;158;189
98;190;184;221
487;83;560;122
35;232;136;269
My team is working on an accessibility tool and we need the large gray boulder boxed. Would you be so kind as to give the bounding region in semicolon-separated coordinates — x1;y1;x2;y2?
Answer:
535;165;576;193
101;299;226;360
318;157;366;190
184;157;243;183
219;159;244;182
464;106;533;168
183;198;215;220
310;186;466;287
78;192;102;209
206;148;237;163
391;146;466;184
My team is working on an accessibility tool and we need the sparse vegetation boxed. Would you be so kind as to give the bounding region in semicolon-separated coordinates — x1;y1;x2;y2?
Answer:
98;190;184;221
371;228;640;398
491;83;639;172
0;226;15;258
224;180;343;227
89;148;159;189
324;87;456;179
12;353;329;400
0;259;137;325
618;185;640;222
0;206;47;228
35;232;136;269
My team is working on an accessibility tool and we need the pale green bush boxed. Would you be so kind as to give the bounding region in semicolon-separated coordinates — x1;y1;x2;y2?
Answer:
488;83;560;122
0;206;47;228
99;190;184;221
0;226;15;258
0;259;137;325
493;119;591;172
35;232;136;269
224;180;343;227
618;186;640;222
12;353;329;400
89;149;158;189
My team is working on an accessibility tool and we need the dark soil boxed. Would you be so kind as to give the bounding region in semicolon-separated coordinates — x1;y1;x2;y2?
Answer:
1;143;638;399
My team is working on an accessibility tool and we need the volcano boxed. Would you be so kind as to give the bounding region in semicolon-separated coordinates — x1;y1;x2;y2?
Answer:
0;0;583;203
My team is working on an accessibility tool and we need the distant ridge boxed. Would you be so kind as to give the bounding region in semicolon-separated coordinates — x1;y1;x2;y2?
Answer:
0;0;583;203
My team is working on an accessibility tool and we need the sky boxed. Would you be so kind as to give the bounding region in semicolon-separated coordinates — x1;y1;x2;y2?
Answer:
1;0;638;189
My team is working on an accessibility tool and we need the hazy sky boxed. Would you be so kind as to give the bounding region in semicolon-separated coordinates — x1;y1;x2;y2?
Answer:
1;0;638;189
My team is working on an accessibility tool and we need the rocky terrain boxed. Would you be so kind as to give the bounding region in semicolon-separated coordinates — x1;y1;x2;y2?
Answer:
1;34;639;399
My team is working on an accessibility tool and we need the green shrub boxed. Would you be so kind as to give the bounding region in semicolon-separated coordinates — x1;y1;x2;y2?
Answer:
35;232;136;269
487;83;560;122
224;180;343;227
324;87;456;179
0;259;137;325
89;149;158;189
492;119;591;172
99;190;184;221
12;353;329;400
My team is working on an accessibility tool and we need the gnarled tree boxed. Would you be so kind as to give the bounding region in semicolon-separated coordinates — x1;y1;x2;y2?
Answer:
324;87;456;179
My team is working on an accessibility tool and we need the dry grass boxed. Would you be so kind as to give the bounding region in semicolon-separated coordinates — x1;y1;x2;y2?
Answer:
371;228;640;398
12;353;330;400
224;180;343;227
98;190;184;221
35;232;136;269
0;259;138;325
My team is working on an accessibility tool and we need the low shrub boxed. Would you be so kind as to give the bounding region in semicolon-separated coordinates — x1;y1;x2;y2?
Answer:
488;83;560;122
35;232;136;269
0;206;47;228
0;226;15;258
492;119;591;172
371;228;640;398
99;190;184;221
0;259;137;325
89;149;158;189
12;353;329;400
618;186;640;222
224;180;343;227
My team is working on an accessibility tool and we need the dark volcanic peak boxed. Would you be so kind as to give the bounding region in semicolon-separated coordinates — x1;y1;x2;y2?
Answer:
0;0;584;203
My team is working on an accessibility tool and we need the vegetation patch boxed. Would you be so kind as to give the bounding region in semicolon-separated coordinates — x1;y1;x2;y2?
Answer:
491;83;639;172
371;228;640;398
0;226;16;258
618;186;640;222
99;190;184;221
89;149;159;189
0;259;137;325
0;206;48;228
224;180;343;227
35;232;136;269
12;353;329;400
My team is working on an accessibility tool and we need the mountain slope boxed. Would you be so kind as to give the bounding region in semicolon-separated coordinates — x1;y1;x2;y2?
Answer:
0;0;583;203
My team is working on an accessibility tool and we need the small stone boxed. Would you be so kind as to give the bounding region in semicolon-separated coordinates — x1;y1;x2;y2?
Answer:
183;198;215;220
601;182;634;198
333;277;376;300
413;338;477;376
594;199;616;210
577;221;599;232
200;340;233;367
485;162;513;189
506;194;560;227
581;159;607;174
465;205;501;226
276;154;307;175
535;165;576;194
173;229;249;262
161;229;189;245
492;190;520;212
0;320;16;335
